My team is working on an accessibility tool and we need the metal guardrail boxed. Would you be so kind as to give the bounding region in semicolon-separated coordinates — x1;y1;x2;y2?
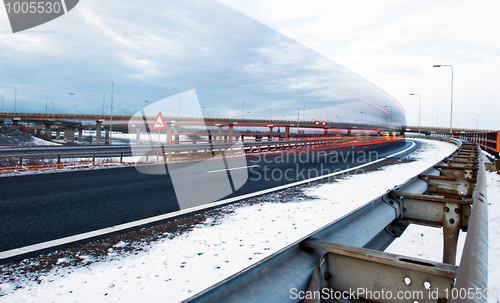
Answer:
184;137;488;303
0;137;372;160
454;142;489;303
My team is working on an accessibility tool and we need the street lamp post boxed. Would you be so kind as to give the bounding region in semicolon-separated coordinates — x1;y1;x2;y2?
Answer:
297;109;300;137
433;64;453;134
360;108;366;123
385;106;392;125
336;116;341;123
110;83;114;142
410;93;421;134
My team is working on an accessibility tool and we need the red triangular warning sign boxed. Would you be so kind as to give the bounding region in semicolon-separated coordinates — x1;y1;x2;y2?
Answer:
151;111;167;130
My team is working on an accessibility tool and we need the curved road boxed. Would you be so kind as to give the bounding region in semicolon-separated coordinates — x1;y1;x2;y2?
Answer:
0;138;420;255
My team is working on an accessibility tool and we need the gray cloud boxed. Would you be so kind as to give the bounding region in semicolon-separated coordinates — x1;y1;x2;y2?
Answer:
0;0;405;125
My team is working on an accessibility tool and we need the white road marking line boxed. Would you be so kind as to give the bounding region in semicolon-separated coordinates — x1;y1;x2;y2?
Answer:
207;165;259;173
0;141;415;260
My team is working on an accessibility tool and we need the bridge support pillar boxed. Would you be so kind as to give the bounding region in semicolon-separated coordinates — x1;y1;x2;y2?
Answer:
173;126;180;144
166;123;172;144
44;124;52;139
78;128;83;142
324;129;328;136
55;129;60;140
136;127;141;143
347;129;351;135
268;127;273;141
0;119;4;126
66;127;74;143
228;124;234;142
218;125;223;142
377;131;381;136
12;120;18;126
105;128;110;144
96;121;102;145
285;127;290;139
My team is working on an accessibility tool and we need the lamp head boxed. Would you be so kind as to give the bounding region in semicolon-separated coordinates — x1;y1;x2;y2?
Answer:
433;65;441;67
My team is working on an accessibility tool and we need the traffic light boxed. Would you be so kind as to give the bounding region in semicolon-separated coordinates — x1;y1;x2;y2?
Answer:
315;121;320;125
322;121;326;126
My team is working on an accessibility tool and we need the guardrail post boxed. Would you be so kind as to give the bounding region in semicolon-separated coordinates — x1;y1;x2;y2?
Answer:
442;202;461;265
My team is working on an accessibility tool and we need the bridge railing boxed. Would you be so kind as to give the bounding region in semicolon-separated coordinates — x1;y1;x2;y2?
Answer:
429;131;499;159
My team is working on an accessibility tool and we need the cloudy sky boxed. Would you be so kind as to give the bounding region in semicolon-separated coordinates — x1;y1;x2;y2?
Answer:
219;0;500;130
1;0;498;129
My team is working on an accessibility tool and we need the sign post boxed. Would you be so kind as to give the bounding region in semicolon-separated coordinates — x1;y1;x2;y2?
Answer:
151;111;167;143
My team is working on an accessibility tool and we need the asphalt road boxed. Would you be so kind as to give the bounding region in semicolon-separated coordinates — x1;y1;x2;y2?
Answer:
0;138;419;252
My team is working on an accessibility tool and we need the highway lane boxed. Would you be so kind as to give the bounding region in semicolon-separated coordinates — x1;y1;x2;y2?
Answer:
0;138;419;253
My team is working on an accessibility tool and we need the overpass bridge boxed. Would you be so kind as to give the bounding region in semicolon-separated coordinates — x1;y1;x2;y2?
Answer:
0;111;403;144
1;112;498;160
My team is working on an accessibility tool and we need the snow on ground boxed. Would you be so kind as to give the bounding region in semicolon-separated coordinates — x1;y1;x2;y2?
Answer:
486;172;500;302
30;136;61;146
2;139;497;303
